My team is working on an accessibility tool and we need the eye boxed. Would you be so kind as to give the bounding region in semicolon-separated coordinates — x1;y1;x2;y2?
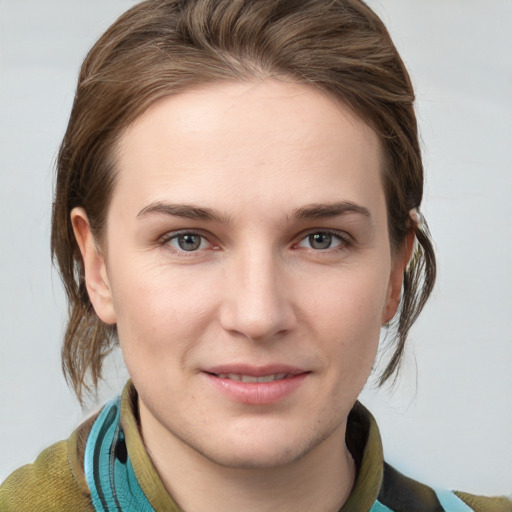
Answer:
165;232;211;252
297;231;345;250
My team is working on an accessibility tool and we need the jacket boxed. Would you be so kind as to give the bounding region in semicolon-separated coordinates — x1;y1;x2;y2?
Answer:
1;382;510;512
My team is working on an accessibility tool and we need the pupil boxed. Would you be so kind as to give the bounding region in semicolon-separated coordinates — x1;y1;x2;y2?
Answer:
178;234;200;251
310;233;331;249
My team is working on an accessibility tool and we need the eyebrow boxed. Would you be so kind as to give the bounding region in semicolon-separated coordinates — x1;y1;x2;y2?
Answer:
137;200;370;223
137;202;231;223
292;201;371;221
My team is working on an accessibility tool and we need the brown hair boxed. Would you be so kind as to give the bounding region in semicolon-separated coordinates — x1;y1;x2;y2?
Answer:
51;0;436;403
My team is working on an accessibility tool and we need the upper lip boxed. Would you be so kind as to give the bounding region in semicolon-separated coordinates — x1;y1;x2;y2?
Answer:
203;364;308;377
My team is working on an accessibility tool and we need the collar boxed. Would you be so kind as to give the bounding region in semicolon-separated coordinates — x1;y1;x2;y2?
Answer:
84;381;386;512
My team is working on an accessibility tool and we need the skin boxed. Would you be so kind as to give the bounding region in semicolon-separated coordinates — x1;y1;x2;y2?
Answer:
72;80;411;512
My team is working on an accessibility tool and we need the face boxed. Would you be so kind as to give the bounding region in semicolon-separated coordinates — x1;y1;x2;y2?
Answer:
74;80;406;470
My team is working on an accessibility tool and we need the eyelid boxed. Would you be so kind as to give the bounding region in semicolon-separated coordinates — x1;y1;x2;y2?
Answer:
294;229;352;249
159;229;219;252
157;228;352;253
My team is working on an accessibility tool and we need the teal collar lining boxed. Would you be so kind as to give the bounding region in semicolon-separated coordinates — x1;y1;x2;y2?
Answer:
84;397;155;512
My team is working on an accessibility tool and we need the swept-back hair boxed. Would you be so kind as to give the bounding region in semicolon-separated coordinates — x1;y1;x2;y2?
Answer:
52;0;436;403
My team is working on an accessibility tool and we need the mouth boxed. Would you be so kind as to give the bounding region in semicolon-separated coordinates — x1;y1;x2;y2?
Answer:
203;365;309;404
204;364;307;381
211;373;292;383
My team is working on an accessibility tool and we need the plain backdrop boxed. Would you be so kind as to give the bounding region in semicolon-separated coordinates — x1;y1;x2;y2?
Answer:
1;0;511;496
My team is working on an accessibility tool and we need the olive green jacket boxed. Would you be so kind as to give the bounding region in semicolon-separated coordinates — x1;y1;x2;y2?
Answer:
1;383;510;512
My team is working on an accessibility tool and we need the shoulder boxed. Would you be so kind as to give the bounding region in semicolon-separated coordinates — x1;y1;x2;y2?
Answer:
0;415;97;512
379;462;512;512
453;491;512;512
350;402;511;512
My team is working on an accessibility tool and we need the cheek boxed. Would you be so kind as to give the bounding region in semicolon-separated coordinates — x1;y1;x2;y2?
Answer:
301;265;390;379
109;259;219;355
305;265;390;335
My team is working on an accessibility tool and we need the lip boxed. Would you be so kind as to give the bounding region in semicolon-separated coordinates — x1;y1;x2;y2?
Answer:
202;364;309;405
205;364;307;377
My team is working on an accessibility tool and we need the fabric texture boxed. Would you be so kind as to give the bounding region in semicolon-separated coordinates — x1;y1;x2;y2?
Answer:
0;422;94;512
1;382;510;512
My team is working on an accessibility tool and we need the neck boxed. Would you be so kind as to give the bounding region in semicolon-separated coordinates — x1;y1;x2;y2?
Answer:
139;403;356;512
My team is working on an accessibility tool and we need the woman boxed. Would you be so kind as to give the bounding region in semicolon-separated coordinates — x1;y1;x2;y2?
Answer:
1;0;510;510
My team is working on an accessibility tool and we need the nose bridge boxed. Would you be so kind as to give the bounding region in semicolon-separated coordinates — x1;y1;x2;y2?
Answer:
220;242;295;341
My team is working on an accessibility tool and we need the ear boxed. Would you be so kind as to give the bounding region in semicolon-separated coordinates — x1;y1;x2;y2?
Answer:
71;207;117;325
381;228;416;324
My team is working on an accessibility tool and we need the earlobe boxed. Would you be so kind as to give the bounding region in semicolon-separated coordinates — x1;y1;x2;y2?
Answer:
382;229;416;325
71;208;117;325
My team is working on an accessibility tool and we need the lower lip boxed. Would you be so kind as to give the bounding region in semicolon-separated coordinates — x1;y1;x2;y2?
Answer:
204;373;309;405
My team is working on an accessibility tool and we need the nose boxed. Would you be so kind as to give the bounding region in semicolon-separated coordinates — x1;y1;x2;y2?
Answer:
219;248;297;342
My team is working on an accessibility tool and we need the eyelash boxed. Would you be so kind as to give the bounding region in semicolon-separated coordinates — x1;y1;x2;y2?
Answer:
158;229;351;255
159;230;216;255
294;230;351;252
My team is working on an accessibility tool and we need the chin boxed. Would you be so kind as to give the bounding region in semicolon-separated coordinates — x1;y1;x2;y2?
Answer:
198;441;309;470
187;422;338;471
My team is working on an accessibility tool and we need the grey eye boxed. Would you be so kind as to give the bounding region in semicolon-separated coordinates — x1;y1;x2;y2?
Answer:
164;231;213;253
308;232;333;250
176;234;202;251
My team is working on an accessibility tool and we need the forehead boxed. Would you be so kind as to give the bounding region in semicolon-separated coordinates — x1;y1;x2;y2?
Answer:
112;80;384;221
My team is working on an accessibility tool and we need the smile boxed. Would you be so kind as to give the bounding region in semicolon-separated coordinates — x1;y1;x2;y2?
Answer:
203;367;309;405
214;373;290;382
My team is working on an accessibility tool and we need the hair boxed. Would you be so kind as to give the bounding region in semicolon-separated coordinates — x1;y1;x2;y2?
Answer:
51;0;436;404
